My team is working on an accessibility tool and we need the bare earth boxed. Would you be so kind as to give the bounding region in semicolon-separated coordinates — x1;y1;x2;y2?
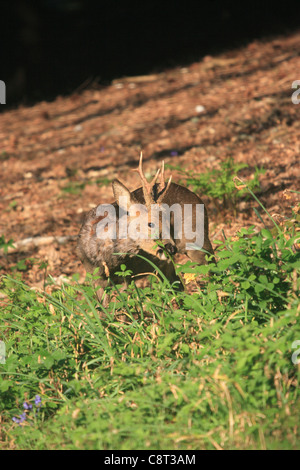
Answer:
0;31;299;289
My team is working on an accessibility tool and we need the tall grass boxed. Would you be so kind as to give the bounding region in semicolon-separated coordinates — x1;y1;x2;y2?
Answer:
0;196;299;449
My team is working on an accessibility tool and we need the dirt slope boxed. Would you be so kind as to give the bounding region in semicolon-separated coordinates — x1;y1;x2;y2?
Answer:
0;32;299;288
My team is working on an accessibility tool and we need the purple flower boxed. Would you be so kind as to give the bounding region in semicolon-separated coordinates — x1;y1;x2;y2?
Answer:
35;395;42;407
12;412;27;424
170;151;178;156
23;402;33;410
13;395;43;424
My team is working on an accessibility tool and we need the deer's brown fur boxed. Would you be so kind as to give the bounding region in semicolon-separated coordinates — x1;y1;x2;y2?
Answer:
77;154;213;305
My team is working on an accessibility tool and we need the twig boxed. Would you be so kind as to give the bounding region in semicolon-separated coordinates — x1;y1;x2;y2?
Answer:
0;235;77;256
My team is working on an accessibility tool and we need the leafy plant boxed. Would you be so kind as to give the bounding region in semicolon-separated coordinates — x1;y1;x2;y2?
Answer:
8;200;18;211
0;235;14;253
168;158;264;210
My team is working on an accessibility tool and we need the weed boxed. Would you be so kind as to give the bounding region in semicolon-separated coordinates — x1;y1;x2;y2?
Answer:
8;200;18;211
0;236;14;254
168;158;264;211
95;177;111;187
61;182;86;195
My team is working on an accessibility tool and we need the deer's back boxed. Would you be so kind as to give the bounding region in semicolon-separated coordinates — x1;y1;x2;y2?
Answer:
77;182;212;278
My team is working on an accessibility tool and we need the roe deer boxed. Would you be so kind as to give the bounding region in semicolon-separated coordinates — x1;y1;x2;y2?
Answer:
77;153;214;304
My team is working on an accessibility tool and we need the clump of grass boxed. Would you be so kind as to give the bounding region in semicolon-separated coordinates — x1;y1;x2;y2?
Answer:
61;181;86;195
168;158;264;211
0;191;299;450
60;178;111;198
94;177;111;187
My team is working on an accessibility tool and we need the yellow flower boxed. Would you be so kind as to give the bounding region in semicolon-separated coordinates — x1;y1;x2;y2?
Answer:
183;273;197;284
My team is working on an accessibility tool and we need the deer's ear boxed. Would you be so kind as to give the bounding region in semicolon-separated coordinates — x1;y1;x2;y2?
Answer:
112;179;133;212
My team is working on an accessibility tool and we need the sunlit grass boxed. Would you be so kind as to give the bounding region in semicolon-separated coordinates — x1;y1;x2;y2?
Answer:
0;199;299;449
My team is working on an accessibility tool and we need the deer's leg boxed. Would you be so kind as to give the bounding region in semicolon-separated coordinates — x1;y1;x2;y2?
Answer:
96;276;131;309
159;261;183;291
186;239;214;265
94;276;110;308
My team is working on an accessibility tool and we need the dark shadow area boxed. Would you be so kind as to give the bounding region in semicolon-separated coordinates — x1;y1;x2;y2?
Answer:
1;0;299;109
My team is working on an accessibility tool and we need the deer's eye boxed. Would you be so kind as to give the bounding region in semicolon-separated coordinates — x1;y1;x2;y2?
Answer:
148;222;155;228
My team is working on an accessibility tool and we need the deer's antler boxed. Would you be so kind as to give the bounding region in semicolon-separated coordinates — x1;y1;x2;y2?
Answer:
133;152;160;207
133;152;172;206
157;160;172;204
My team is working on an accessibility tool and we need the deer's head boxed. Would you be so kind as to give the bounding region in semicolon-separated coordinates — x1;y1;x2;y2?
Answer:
112;153;176;260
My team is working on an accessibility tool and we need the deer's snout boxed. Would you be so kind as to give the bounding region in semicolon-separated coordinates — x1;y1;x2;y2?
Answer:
156;243;177;260
165;243;177;255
